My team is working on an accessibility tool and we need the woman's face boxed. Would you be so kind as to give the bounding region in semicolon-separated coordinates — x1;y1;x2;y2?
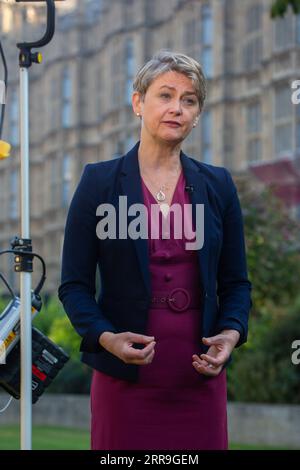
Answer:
132;71;201;145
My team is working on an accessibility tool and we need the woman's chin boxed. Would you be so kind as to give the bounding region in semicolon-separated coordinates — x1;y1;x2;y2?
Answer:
158;132;184;143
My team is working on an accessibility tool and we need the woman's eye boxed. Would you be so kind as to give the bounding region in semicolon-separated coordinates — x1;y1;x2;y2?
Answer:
184;98;196;105
160;94;196;105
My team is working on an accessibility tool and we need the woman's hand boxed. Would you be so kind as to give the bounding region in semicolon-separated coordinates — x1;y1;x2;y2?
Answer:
99;331;156;365
192;329;240;377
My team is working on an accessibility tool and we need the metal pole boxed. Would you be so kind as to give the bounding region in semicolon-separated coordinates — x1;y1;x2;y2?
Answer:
15;0;57;449
19;66;32;450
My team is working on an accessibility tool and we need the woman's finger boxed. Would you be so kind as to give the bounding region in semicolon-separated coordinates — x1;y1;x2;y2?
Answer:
126;332;155;344
129;347;155;365
125;341;156;362
200;353;227;367
193;361;222;376
202;335;224;346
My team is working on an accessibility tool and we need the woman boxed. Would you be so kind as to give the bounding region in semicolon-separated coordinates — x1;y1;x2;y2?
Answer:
58;50;252;450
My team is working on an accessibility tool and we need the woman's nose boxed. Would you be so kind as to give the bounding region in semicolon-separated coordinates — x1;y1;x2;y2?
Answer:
169;101;182;114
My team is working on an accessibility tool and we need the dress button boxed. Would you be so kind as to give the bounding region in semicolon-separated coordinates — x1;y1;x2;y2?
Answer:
164;273;172;282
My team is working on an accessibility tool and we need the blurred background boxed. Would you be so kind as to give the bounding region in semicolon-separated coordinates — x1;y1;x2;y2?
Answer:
0;0;299;450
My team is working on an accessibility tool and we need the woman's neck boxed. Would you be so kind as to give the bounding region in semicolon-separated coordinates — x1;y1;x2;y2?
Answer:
137;136;182;173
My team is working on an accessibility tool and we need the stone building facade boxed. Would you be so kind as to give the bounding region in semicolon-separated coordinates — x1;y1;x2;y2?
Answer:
0;0;299;292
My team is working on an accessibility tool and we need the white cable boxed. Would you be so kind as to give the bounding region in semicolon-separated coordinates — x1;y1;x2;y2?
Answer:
0;395;13;413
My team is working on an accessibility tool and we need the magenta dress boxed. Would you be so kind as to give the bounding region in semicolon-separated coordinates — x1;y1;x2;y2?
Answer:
90;169;228;450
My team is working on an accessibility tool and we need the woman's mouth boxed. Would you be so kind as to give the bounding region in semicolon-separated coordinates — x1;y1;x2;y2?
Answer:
163;121;182;128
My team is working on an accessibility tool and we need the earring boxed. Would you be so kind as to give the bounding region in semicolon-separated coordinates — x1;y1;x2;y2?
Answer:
136;113;140;117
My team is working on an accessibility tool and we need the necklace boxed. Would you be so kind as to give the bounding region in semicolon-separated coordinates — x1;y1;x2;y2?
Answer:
141;167;181;203
156;184;169;203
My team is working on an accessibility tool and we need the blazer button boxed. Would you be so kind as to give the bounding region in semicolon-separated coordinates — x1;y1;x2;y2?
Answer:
164;273;172;282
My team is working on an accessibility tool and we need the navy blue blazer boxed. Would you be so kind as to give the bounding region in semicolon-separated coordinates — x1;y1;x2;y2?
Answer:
58;141;252;382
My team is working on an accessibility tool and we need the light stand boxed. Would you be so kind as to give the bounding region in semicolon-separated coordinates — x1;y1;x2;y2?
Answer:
14;0;61;450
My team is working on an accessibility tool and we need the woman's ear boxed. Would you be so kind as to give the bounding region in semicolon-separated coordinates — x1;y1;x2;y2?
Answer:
132;91;142;117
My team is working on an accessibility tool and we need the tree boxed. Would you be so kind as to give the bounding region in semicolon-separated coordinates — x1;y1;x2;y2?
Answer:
227;294;300;404
226;173;300;403
271;0;300;17
234;173;300;313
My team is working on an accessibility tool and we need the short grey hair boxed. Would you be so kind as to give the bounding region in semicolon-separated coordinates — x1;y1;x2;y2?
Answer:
133;49;207;111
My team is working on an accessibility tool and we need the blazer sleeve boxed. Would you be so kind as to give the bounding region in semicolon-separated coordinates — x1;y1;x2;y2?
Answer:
58;164;118;354
215;168;252;348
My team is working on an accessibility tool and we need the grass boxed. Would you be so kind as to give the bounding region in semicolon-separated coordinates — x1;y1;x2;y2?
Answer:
0;426;297;450
0;425;90;450
229;442;297;450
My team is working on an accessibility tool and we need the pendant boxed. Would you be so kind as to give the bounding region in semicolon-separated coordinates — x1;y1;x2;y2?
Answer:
156;190;166;202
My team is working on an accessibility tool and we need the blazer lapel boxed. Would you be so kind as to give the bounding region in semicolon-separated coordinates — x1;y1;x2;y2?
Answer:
180;152;210;294
120;142;152;297
120;141;210;298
